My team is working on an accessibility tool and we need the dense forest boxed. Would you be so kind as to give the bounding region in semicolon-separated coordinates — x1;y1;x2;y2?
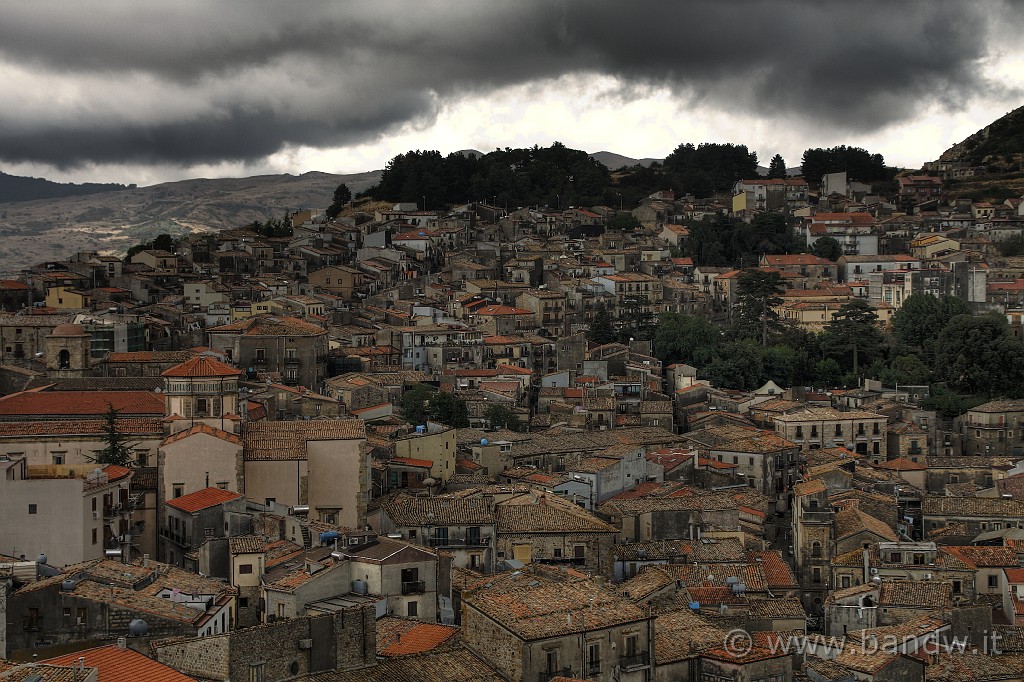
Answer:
0;170;134;203
362;142;895;208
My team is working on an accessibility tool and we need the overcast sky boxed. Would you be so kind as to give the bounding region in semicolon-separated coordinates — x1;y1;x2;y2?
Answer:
1;1;1022;187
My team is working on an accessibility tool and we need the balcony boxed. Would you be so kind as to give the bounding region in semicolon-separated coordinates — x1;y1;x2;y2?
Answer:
401;580;426;595
620;651;650;669
160;527;188;546
427;535;491;548
251;356;267;365
284;356;300;365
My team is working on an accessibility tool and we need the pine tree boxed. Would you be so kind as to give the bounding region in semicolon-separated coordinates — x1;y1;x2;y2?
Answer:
767;154;787;179
588;302;616;345
91;404;139;467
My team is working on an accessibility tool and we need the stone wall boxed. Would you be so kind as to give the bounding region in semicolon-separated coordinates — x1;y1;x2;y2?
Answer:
154;604;376;681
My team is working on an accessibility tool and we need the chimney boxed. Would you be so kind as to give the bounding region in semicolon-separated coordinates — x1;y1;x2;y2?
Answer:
117;637;127;649
143;554;149;568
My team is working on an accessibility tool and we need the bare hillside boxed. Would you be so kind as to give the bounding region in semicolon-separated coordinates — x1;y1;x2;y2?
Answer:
0;169;380;274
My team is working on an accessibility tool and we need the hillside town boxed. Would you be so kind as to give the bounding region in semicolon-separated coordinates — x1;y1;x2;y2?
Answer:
4;162;1024;682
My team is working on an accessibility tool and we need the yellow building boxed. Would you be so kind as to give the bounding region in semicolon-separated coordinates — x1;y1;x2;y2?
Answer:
45;285;92;309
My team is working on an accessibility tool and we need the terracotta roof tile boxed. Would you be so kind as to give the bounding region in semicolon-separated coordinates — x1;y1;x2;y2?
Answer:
166;486;242;513
0;391;164;417
45;644;197;682
242;419;366;460
377;619;459;655
161;355;241;377
161;423;240;447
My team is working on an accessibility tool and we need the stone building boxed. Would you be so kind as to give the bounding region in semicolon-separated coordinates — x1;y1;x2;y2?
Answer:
773;407;888;458
43;323;92;378
371;493;496;573
954;399;1024;457
791;478;834;614
495;491;618;576
161;487;250;572
206;314;328;390
6;558;235;654
461;569;654;682
153;604;376;681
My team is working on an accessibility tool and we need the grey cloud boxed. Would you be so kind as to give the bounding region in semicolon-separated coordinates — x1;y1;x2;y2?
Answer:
0;1;1017;168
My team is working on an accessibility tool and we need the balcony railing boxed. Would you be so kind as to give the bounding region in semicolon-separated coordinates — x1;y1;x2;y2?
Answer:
620;651;650;669
160;527;188;546
251;356;267;365
427;535;490;548
402;581;426;595
284;356;300;364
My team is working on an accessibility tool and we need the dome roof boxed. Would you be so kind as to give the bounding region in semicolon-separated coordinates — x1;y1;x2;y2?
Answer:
50;323;88;337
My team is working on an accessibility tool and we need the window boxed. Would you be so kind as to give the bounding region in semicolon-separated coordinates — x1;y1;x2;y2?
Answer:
239;564;253;574
28;504;37;514
76;607;87;624
953;580;962;594
545;650;559;674
574;545;585;559
873;442;880;455
255;348;266;360
588;642;601;675
835;424;843;436
554;548;562;558
28;607;39;627
248;663;265;682
174;485;184;498
841;575;851;588
990;575;999;589
812;567;822;584
796;426;803;438
407;601;418;618
239;597;249;608
63;607;71;619
811;541;822;558
52;454;64;465
92;529;98;545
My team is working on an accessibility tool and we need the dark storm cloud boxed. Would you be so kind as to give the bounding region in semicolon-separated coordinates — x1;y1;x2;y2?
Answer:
0;0;1017;168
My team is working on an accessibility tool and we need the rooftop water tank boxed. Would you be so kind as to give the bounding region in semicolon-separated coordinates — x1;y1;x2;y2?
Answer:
352;580;368;595
319;531;340;544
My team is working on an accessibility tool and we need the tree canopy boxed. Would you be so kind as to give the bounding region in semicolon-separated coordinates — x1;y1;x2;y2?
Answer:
663;142;758;197
767;154;787;179
800;145;894;185
400;384;469;428
733;270;785;347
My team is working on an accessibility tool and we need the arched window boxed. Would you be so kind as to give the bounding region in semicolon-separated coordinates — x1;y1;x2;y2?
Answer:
58;349;70;369
811;541;822;558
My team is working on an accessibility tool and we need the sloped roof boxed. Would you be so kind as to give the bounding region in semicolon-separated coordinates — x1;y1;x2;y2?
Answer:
497;492;617;534
165;487;242;513
44;644;197;682
0;391;164;417
161;355;240;377
161;423;240;447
